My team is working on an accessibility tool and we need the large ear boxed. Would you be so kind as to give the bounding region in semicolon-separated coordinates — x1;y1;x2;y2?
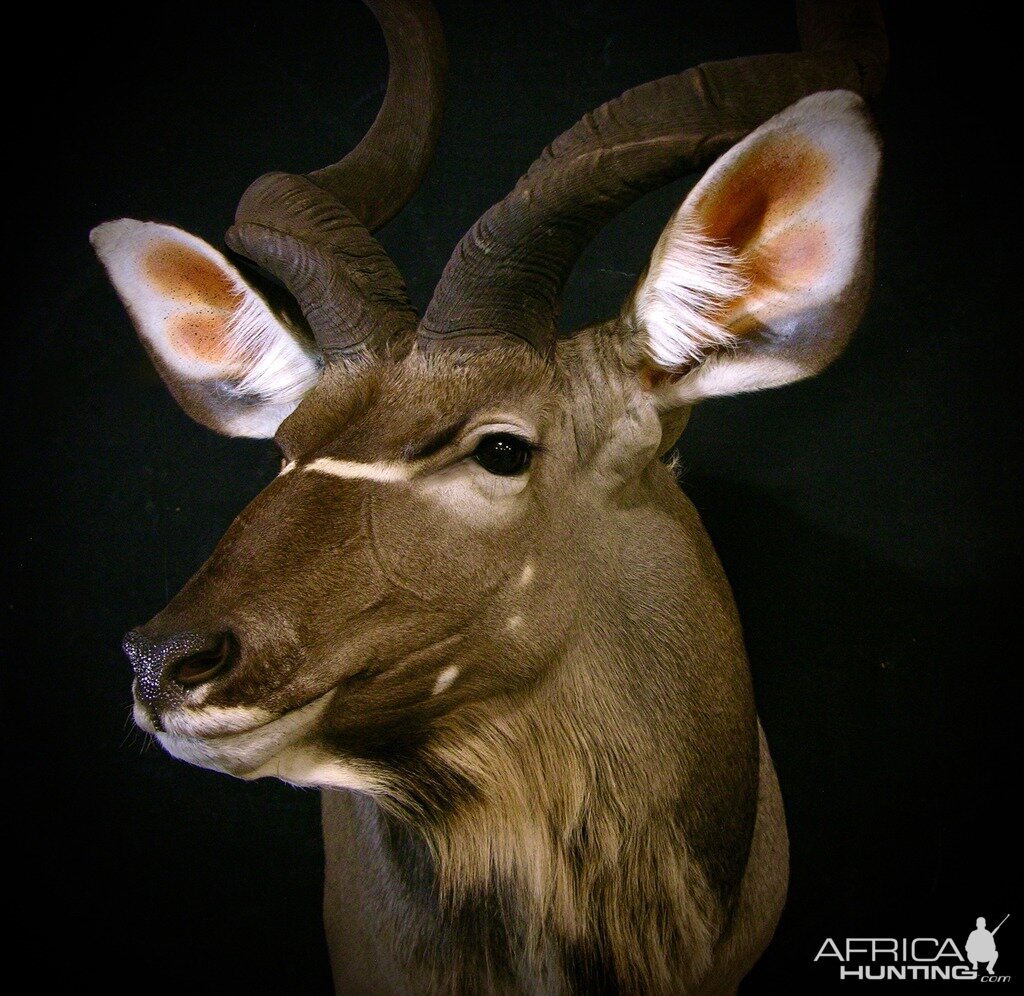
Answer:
91;220;321;437
627;90;880;408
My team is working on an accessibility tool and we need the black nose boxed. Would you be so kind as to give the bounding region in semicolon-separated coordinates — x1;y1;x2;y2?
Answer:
123;628;238;710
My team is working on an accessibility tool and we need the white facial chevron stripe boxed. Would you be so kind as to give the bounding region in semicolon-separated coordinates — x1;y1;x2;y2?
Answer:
305;457;414;483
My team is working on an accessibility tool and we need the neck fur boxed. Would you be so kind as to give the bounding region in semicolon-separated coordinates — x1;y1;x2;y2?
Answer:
368;631;726;992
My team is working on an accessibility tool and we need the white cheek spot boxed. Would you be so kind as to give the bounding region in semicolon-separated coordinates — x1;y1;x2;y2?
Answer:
505;615;524;633
305;457;413;483
279;460;296;476
432;665;460;696
518;560;535;587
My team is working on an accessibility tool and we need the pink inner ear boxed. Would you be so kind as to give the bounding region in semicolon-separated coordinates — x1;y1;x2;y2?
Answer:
143;242;240;311
143;241;241;363
692;132;835;308
166;312;233;363
757;224;830;290
695;132;830;248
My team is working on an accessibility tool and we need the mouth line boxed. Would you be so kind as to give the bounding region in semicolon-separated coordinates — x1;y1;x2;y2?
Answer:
152;690;338;779
133;683;334;742
199;708;291;742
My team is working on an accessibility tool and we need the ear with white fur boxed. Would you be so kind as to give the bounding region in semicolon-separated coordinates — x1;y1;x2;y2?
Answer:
91;220;320;437
627;90;880;409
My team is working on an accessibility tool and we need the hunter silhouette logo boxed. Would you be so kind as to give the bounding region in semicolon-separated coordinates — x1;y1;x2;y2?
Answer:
966;915;1008;975
814;915;1011;982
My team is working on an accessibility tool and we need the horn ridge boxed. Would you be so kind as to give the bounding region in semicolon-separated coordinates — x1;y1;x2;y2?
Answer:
228;1;446;362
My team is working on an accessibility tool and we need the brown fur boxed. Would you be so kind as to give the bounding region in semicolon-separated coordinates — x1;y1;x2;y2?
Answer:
135;331;771;992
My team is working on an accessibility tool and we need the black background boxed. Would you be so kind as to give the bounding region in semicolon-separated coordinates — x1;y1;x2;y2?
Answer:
7;2;1017;991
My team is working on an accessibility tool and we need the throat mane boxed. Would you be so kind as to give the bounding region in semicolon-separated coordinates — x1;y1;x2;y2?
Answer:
367;684;725;992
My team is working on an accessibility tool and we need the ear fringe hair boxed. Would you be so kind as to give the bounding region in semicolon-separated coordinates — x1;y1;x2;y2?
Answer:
634;218;748;371
223;287;321;404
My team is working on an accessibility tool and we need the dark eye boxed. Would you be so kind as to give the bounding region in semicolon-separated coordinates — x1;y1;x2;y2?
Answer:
472;433;533;476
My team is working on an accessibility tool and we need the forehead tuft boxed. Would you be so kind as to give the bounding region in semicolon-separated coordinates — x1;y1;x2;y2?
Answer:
275;344;556;459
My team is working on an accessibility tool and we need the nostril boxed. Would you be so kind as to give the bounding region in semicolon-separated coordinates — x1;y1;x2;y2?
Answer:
172;632;238;688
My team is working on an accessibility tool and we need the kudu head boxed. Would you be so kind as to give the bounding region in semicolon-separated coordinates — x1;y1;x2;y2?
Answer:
94;1;883;822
